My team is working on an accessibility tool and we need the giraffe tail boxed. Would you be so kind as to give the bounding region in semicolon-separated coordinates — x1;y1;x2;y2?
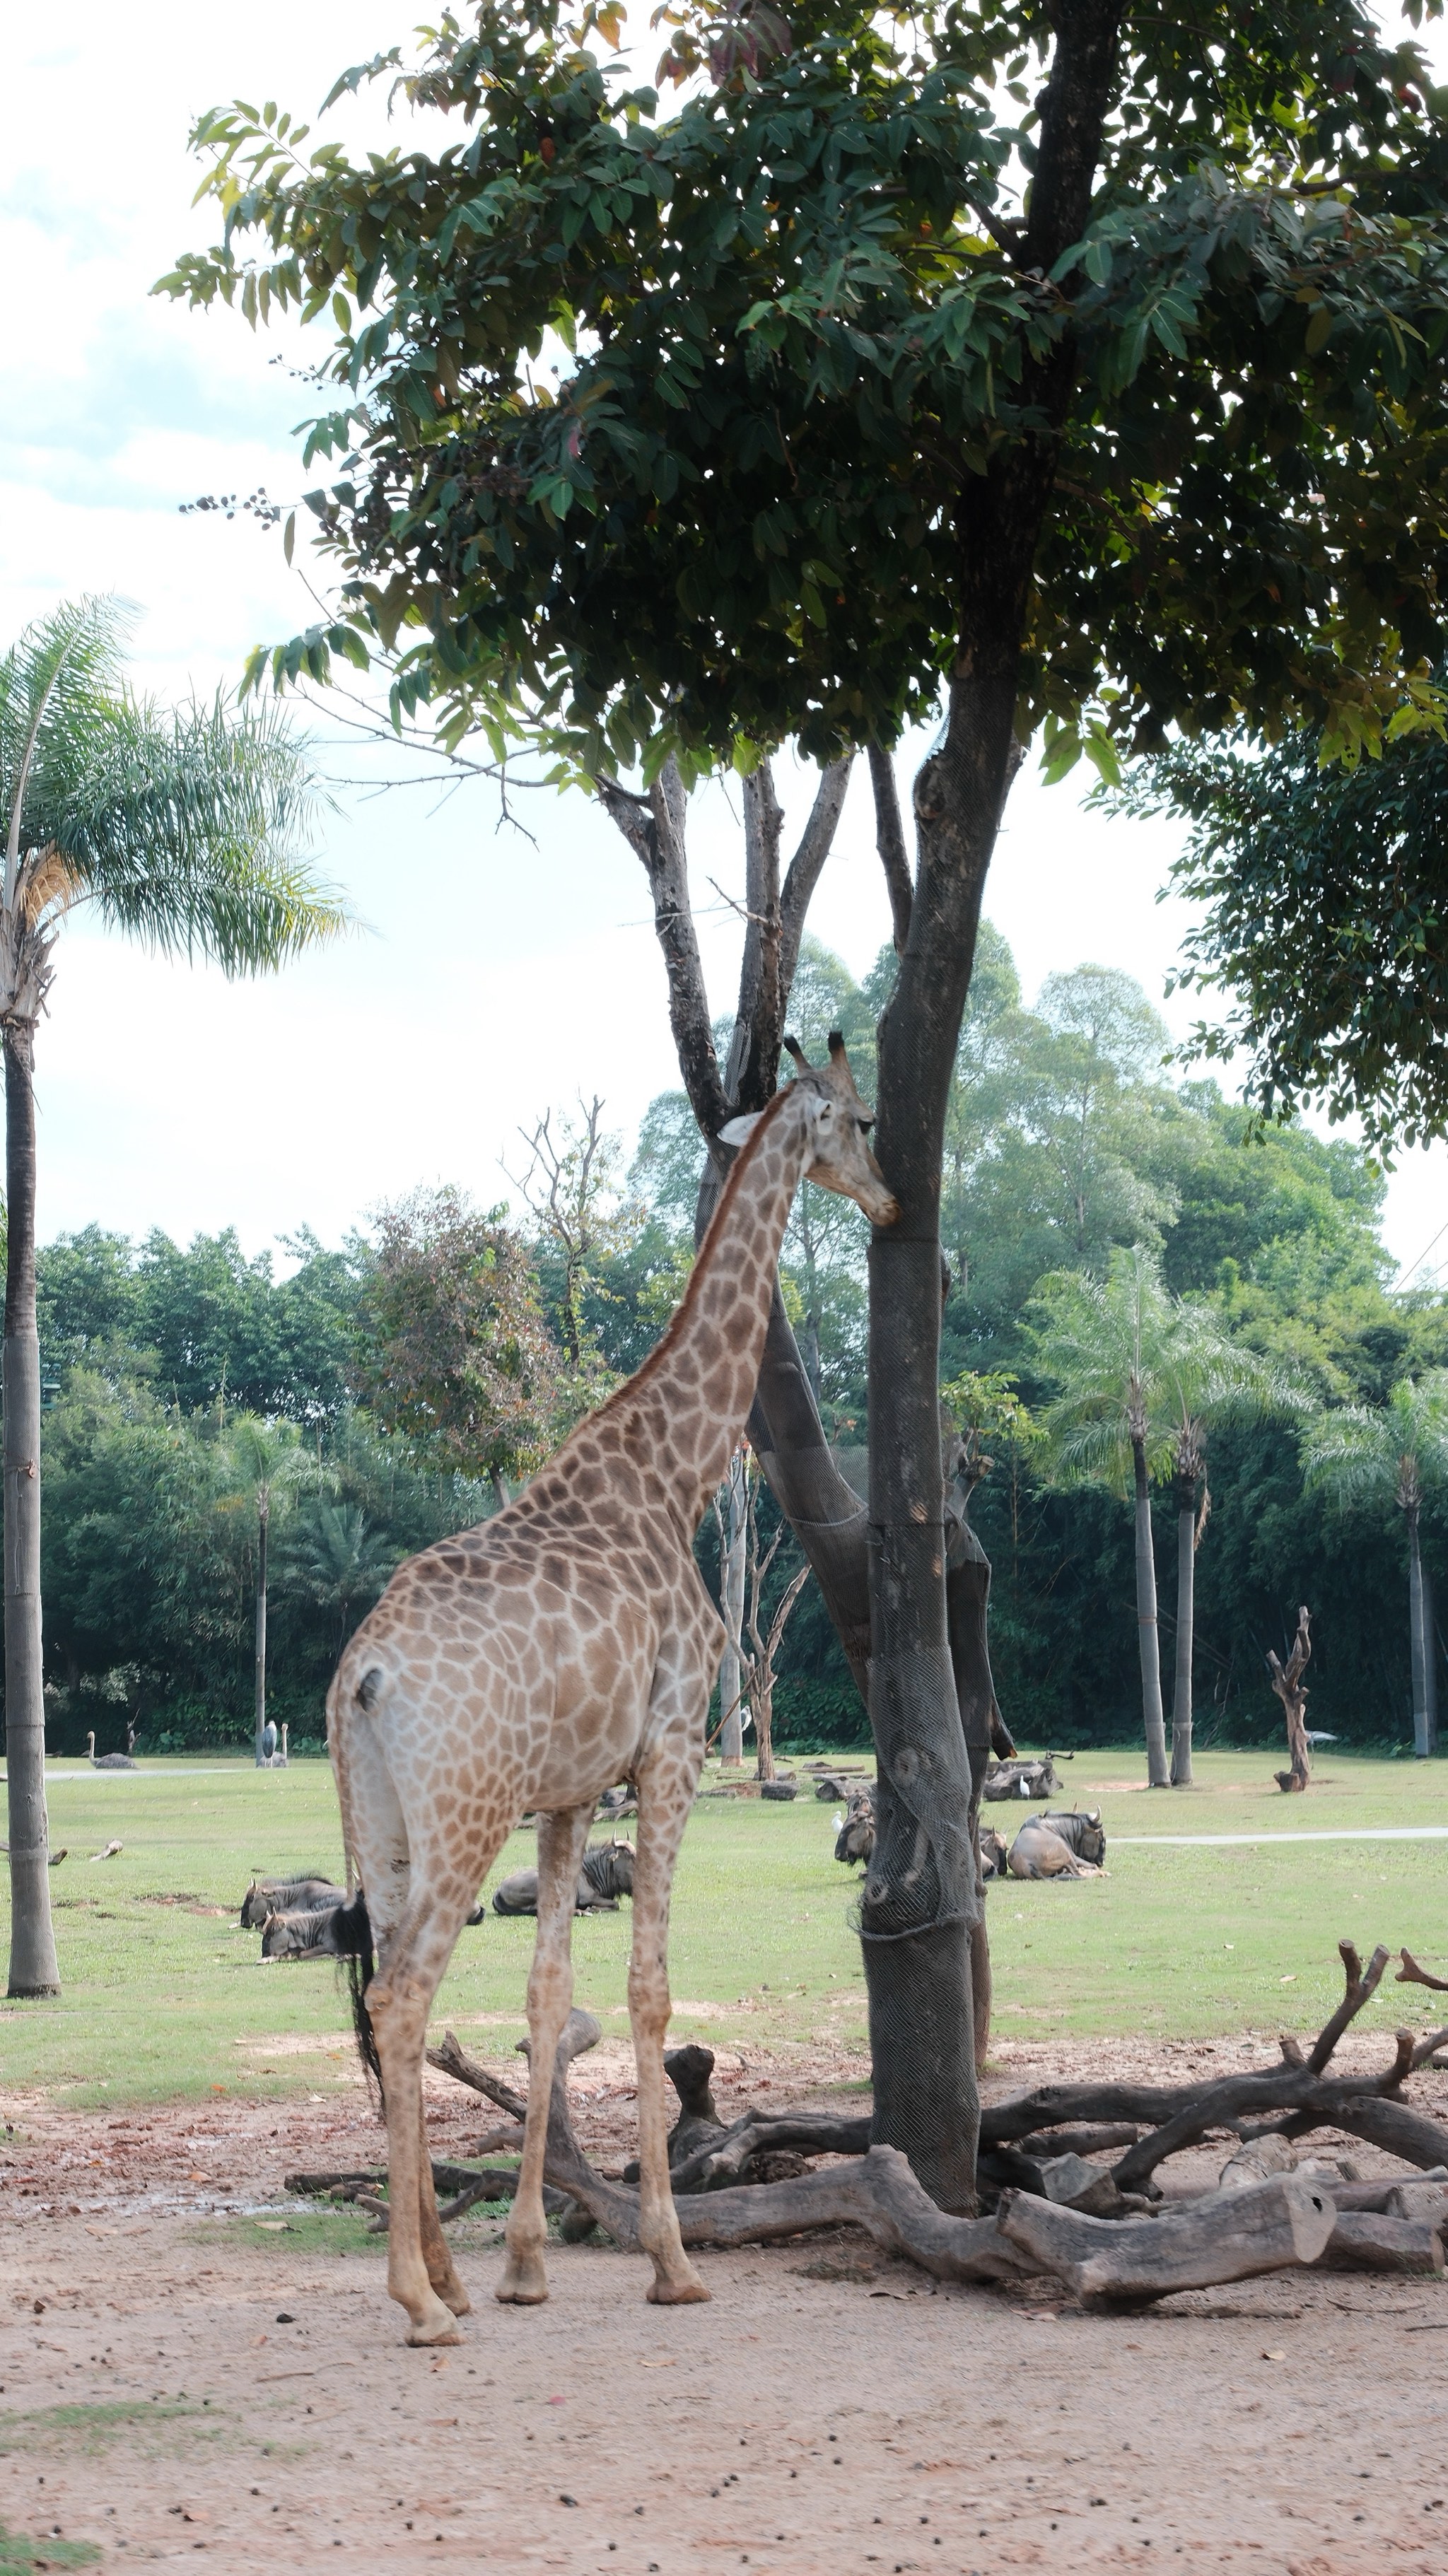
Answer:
329;1887;383;2105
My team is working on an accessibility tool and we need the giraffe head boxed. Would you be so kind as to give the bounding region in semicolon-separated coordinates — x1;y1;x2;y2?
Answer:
723;1034;899;1226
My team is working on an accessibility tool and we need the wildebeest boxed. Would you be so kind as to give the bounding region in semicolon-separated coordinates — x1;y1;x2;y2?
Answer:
240;1874;344;1929
982;1755;1063;1803
1007;1808;1106;1880
492;1840;636;1916
261;1904;354;1959
833;1784;875;1866
977;1824;1010;1880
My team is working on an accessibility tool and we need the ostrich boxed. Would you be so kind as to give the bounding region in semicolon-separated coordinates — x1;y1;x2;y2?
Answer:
86;1731;136;1772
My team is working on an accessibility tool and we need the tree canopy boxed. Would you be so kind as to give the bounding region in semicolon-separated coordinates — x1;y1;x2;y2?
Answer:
162;0;1448;773
1116;715;1448;1149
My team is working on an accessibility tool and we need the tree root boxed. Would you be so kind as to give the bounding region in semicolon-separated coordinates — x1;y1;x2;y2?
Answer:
368;1935;1448;2302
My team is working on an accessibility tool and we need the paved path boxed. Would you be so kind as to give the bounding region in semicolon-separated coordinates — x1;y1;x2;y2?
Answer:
1115;1825;1448;1846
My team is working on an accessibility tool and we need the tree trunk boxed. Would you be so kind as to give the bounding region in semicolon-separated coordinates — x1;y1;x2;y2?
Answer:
946;1498;999;2077
1423;1558;1440;1758
754;1675;776;1782
1411;1545;1422;1751
1408;1506;1432;1759
1170;1473;1196;1788
1134;1437;1169;1786
4;1019;59;1997
254;1498;269;1767
718;1451;747;1764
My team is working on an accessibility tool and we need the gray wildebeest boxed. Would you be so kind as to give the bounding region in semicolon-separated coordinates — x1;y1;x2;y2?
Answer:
492;1840;636;1916
833;1783;875;1866
1007;1809;1107;1880
977;1824;1010;1880
240;1873;344;1928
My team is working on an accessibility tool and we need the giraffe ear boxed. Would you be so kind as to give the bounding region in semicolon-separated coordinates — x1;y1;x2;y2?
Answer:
718;1112;762;1146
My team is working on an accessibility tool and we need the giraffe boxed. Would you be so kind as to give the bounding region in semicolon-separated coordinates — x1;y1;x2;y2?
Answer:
327;1036;898;2345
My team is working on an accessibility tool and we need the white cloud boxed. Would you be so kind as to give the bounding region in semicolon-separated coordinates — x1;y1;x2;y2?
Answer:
4;0;1442;1277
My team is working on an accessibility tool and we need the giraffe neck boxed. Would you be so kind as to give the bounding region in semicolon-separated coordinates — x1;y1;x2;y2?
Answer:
622;1085;814;1516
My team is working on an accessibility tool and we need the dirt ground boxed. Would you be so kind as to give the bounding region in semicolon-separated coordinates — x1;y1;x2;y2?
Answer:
3;2032;1447;2576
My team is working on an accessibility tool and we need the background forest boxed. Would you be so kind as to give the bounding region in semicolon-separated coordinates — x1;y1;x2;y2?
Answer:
35;923;1447;1761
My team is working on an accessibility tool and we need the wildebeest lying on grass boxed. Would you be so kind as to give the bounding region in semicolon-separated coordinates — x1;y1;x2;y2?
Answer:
983;1755;1063;1802
240;1874;344;1928
255;1883;487;1956
493;1840;636;1916
977;1825;1010;1880
1008;1809;1106;1879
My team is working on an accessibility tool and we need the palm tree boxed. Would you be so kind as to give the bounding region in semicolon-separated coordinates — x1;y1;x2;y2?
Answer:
218;1419;314;1768
1032;1246;1298;1787
286;1498;399;1655
1031;1248;1175;1786
1302;1372;1448;1758
1148;1304;1302;1787
1;597;345;1995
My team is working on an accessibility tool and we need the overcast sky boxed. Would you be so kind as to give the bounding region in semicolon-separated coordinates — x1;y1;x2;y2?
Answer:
4;1;1445;1282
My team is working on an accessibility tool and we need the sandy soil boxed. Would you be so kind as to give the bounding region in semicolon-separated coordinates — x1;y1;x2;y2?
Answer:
2;2035;1447;2576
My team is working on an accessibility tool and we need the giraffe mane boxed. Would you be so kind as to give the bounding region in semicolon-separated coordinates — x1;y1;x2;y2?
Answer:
588;1082;798;1427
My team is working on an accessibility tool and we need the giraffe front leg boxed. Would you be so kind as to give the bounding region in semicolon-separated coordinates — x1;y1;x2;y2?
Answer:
630;1752;709;2307
497;1804;591;2306
368;1973;464;2348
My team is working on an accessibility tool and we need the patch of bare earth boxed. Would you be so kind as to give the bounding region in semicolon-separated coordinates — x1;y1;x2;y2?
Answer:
1;2036;1445;2572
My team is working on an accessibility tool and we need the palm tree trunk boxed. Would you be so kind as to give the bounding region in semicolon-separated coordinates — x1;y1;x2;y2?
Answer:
1411;1555;1422;1762
1423;1562;1440;1758
4;1019;59;1995
254;1498;269;1767
1408;1506;1431;1759
1170;1475;1196;1788
1133;1436;1169;1788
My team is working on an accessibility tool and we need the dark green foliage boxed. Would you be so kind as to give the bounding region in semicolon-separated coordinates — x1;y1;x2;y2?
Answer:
37;1223;363;1420
1119;713;1448;1147
163;0;1448;773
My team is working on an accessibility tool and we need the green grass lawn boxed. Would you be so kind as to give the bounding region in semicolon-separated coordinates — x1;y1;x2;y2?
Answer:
1;1747;1444;2105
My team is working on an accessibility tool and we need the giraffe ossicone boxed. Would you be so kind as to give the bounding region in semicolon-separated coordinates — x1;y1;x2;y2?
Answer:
327;1038;897;2345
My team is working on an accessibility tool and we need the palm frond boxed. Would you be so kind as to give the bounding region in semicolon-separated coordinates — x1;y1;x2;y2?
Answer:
23;689;346;970
1;598;134;883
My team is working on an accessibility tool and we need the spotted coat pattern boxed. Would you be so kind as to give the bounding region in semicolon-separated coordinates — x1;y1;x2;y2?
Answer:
326;1050;898;2346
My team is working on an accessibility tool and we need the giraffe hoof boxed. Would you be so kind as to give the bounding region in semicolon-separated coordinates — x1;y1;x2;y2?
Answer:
439;2281;472;2317
647;2269;711;2305
496;2257;550;2305
404;2296;465;2348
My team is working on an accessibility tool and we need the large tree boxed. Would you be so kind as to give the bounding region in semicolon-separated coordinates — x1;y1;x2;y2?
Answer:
165;0;1448;2206
0;598;343;1997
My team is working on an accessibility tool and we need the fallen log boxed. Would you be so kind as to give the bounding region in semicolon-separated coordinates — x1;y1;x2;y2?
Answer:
411;1937;1448;2298
1325;2211;1444;2276
286;2159;528;2205
667;2109;874;2195
996;2174;1336;2309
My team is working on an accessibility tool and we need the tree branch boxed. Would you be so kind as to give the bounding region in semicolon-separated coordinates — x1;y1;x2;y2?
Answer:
595;761;729;1137
868;744;913;955
779;756;853;1003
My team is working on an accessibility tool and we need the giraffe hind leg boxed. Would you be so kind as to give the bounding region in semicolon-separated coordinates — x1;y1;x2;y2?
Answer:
366;1900;474;2346
496;1803;592;2305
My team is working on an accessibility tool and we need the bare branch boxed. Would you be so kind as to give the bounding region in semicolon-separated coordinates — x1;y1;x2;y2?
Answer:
778;756;853;1002
868;743;913;955
1399;1947;1448;1996
595;761;729;1138
1309;1939;1390;2074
